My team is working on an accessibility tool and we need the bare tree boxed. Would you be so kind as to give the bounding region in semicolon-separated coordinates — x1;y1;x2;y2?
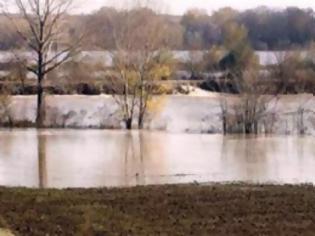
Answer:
217;61;279;134
0;86;13;126
8;56;28;92
271;48;315;134
2;0;81;127
184;50;204;80
106;2;174;129
233;69;271;133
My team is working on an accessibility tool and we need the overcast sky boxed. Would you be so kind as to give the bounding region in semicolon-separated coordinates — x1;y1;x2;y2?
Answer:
76;0;315;14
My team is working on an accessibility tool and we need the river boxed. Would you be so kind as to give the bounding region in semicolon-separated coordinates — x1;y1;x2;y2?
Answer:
0;129;314;188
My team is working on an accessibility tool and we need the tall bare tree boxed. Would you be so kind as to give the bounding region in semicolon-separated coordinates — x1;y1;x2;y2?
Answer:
106;2;174;129
2;0;80;127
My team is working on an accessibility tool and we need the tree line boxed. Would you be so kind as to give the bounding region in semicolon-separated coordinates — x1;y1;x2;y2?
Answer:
1;6;315;51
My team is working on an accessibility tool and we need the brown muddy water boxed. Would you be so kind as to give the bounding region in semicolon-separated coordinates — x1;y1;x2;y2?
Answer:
0;129;314;189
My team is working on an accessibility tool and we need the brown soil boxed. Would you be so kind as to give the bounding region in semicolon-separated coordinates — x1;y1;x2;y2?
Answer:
0;184;314;235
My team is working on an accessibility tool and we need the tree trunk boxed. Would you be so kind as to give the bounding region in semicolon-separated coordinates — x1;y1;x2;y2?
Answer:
299;110;305;135
222;113;227;135
138;114;144;130
245;122;252;134
36;75;44;128
126;118;132;130
7;114;13;128
254;121;258;134
138;81;144;129
38;132;47;188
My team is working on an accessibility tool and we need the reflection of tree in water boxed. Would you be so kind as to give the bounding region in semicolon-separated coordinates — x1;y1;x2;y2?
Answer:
37;131;47;188
0;131;16;158
121;131;168;187
137;132;146;185
296;136;307;159
122;131;146;186
242;136;270;180
295;136;310;178
221;135;274;181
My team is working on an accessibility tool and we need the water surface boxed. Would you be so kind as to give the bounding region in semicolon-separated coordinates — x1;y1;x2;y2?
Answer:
0;129;314;188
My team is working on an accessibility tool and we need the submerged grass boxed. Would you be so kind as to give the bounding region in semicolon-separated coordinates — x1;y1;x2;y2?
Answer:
0;184;314;235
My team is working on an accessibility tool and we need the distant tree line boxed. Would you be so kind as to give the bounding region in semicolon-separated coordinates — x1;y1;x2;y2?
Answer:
1;6;315;51
180;6;315;50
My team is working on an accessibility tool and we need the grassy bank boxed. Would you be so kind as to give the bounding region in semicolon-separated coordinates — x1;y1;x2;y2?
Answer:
0;184;314;235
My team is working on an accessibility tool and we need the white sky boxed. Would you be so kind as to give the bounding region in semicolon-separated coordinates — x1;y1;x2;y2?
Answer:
75;0;315;14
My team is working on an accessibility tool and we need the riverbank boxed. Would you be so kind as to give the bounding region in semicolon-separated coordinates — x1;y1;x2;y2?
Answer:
1;93;315;135
0;184;314;235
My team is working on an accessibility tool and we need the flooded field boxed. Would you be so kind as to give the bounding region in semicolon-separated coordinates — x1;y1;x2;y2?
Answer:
0;129;314;188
